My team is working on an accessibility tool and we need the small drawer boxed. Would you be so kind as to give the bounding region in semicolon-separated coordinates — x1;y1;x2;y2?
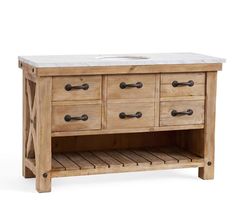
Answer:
160;100;204;126
52;76;102;101
107;102;154;129
107;74;155;99
52;104;101;132
161;73;205;97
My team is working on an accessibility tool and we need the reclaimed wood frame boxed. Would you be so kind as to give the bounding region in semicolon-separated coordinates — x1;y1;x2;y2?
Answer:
20;61;221;192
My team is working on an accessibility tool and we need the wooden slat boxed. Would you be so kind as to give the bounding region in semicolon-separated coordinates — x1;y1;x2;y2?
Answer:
79;152;108;168
92;151;123;167
106;151;137;167
52;158;65;171
147;149;178;164
47;146;205;178
53;154;79;170
169;147;204;162
65;153;94;169
132;150;164;165
178;150;204;162
119;150;151;166
160;148;191;163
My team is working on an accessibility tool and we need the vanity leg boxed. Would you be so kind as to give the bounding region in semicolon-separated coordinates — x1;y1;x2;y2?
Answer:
35;77;52;192
199;72;217;179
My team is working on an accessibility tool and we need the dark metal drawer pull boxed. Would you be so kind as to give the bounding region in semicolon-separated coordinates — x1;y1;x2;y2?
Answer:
171;109;193;117
172;80;194;87
64;114;88;122
119;112;142;119
65;83;89;91
120;82;143;89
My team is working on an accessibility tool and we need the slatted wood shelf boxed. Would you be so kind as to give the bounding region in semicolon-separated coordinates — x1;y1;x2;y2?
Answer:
26;147;204;178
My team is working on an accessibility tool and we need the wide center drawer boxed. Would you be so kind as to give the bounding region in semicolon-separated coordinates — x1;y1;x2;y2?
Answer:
107;74;155;99
160;100;204;126
106;102;155;129
52;103;101;132
52;76;102;101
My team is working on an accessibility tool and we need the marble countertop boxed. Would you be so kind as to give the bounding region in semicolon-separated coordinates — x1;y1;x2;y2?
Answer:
18;53;225;68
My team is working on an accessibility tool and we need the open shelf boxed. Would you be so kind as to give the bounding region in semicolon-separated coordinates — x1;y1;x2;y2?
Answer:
48;147;204;177
25;131;205;179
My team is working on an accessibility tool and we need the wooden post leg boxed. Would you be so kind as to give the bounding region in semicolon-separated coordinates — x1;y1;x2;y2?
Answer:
199;72;217;179
23;73;35;178
35;77;52;192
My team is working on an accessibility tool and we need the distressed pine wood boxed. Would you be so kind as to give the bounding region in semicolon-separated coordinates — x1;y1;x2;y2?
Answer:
107;102;155;129
52;76;101;101
53;153;78;170
26;79;37;158
161;73;205;97
132;150;164;165
106;151;137;167
32;63;222;76
93;151;123;167
31;148;204;177
161;72;205;84
155;74;160;126
20;62;37;82
25;158;36;175
52;124;204;137
65;153;94;169
51;161;204;177
52;158;65;171
23;73;35;178
20;59;222;192
199;71;217;179
147;149;178;164
35;77;52;193
79;152;108;168
118;150;151;166
107;74;155;99
101;75;108;129
52;103;101;132
160;100;205;126
160;148;191;163
160;96;205;102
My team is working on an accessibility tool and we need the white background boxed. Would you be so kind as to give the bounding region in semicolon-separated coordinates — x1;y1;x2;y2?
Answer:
0;0;235;210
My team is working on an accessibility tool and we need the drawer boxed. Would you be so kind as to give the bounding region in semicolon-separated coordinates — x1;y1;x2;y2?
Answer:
52;104;101;132
160;100;204;126
107;102;155;129
107;74;155;99
161;73;205;97
52;76;102;101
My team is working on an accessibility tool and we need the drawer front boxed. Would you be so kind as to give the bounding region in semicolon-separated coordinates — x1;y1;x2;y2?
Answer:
161;73;205;97
107;102;155;129
52;76;102;101
107;74;155;99
52;104;101;132
160;100;204;126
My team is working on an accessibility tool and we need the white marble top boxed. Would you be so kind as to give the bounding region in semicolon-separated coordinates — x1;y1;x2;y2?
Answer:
18;53;225;68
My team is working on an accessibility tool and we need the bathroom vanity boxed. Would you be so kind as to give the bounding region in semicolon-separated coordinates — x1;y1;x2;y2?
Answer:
18;53;225;192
